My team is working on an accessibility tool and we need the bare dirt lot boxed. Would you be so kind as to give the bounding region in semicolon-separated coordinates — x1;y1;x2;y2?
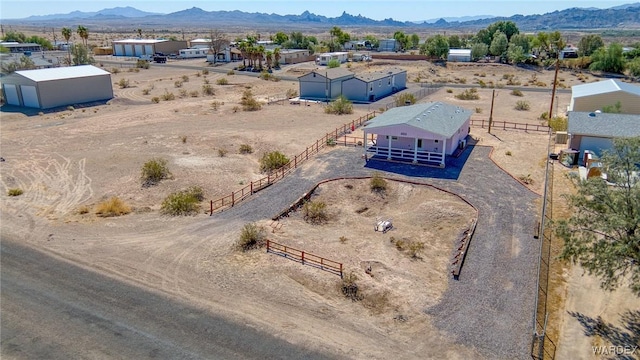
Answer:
0;57;601;358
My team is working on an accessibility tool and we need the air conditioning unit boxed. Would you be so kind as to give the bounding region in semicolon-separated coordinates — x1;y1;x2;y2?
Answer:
458;139;467;149
556;131;568;145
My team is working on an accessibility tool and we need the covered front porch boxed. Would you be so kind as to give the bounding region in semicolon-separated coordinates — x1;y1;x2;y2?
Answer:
363;133;446;167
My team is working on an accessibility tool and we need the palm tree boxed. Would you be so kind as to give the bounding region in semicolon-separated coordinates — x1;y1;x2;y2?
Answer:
265;50;273;69
256;45;265;70
137;28;143;38
273;47;281;68
237;40;248;67
61;27;72;64
76;25;88;47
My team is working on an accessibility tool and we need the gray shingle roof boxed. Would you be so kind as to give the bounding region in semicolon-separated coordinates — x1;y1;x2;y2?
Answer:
568;111;640;137
304;67;354;80
363;102;472;138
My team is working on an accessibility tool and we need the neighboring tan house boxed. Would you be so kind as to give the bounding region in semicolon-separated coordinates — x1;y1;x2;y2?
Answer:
341;68;407;103
362;102;472;167
112;39;188;57
568;111;640;157
1;65;113;109
279;49;313;65
569;79;640;114
298;68;355;101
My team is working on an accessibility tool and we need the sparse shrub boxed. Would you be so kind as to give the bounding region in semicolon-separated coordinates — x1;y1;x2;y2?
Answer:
355;206;368;214
326;138;336;146
539;111;549;120
515;100;530;111
111;67;120;74
548;116;568;131
179;89;188;98
327;59;340;68
232;106;240;112
7;188;23;196
77;205;90;214
455;88;479;100
218;148;228;157
475;107;483;113
394;239;406;250
227;70;235;75
142;88;151;95
211;100;222;110
128;68;140;73
174;80;183;88
241;89;262;111
161;90;175;101
216;78;229;85
510;89;523;97
189;90;199;97
339;236;348;243
519;174;534;185
394;93;416;107
161;187;203;216
505;151;512;156
408;241;425;259
259;151;289;172
446;89;453;93
203;78;210;85
141;158;171;187
303;200;329;224
370;173;387;193
324;95;353;115
118;78;130;88
341;272;361;301
202;69;209;75
136;60;149;69
286;88;298;99
477;79;487;88
236;223;267;251
151;97;160;103
458;77;467;84
202;84;214;95
479;72;486;77
95;197;131;217
181;75;189;82
239;144;253;154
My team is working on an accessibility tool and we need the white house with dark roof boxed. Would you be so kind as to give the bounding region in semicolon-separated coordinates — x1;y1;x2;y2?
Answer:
1;65;113;109
569;79;640;114
362;102;472;167
568;111;640;157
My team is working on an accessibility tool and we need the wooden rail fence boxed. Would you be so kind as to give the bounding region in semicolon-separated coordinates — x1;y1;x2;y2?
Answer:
470;118;550;133
451;219;477;279
208;111;377;214
266;240;343;277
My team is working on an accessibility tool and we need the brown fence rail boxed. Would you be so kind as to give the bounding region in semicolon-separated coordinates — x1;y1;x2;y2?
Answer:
471;118;550;133
208;112;377;214
266;240;343;277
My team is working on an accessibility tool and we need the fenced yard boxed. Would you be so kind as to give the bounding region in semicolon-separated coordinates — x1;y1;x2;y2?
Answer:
266;240;343;277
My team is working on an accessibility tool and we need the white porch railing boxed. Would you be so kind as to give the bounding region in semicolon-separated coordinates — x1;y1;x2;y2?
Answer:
367;146;444;164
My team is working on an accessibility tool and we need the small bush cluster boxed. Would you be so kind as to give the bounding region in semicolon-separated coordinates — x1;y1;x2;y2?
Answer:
236;223;267;252
455;88;479;100
548;116;568;132
369;173;387;193
286;88;298;99
181;75;189;82
151;97;160;103
241;90;262;111
217;148;228;157
341;272;362;301
510;89;524;97
394;93;416;107
161;186;204;216
95;197;131;217
141;158;171;187
110;67;120;74
515;100;530;111
324;95;353;115
303;200;329;224
239;144;253;154
7;188;23;196
226;70;235;76
202;69;209;75
202;84;214;95
519;174;534;185
216;78;229;85
161;90;175;101
136;60;150;69
210;100;223;110
118;78;130;89
259;151;289;173
174;80;183;88
189;90;199;97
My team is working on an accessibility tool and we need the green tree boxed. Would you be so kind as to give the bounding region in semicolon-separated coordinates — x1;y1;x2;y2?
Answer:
70;44;94;65
627;57;640;77
409;34;420;50
3;30;27;42
489;31;508;58
327;59;340;68
448;35;462;49
393;31;408;51
471;42;489;61
26;36;53;50
137;28;143;38
507;44;526;64
271;31;289;45
557;137;640;295
509;33;531;54
590;43;625;74
577;34;604;57
364;35;379;49
421;35;449;59
76;25;88;47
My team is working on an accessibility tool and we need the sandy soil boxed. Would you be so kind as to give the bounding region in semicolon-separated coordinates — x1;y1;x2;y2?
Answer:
0;57;619;358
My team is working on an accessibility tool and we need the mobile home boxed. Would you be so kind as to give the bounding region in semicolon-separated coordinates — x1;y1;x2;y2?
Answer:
315;52;349;66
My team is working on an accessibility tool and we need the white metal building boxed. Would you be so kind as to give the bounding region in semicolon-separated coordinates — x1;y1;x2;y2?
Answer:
569;79;640;114
315;52;349;66
448;49;472;62
1;65;113;109
112;39;188;57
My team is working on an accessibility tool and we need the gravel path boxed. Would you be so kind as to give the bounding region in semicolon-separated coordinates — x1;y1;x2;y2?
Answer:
211;145;539;359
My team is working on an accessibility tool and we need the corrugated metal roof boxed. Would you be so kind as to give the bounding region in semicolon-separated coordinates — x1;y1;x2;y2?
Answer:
15;65;111;82
301;68;354;80
572;79;640;98
354;68;406;82
568;111;640;137
112;39;168;44
363;102;472;138
449;49;471;55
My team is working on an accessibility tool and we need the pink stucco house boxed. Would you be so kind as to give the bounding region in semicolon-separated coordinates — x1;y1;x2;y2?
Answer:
362;102;472;167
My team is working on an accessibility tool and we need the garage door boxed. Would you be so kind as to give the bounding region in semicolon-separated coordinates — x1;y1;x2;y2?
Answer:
134;44;144;56
3;84;20;105
124;44;134;56
580;136;613;157
144;45;154;55
21;85;39;108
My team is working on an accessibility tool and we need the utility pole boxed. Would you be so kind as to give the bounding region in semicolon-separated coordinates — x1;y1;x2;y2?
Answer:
488;89;496;134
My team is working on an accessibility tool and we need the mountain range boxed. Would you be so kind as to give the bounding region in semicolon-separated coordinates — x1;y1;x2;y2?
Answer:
3;3;640;30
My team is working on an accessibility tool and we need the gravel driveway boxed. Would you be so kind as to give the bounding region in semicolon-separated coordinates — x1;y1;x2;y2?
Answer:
212;144;539;360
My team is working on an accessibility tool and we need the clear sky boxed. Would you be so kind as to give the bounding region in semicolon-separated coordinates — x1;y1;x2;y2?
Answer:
0;0;636;21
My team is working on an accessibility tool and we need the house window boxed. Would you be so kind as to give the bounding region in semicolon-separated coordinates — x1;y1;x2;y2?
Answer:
385;136;398;140
370;85;373;91
313;73;316;77
417;139;422;147
388;79;391;85
379;80;382;87
435;139;439;143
